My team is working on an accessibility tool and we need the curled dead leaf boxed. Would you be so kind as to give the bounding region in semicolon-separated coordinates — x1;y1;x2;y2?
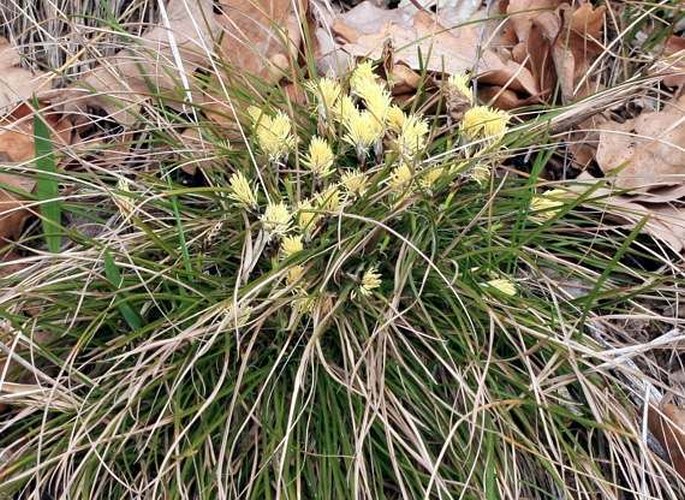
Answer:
505;0;605;103
554;2;606;101
389;64;421;95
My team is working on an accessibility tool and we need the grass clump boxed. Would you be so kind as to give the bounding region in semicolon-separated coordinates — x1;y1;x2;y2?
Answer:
0;47;684;500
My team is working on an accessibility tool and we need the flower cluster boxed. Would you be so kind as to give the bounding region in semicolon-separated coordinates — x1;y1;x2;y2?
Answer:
248;107;296;162
443;73;511;184
225;61;516;318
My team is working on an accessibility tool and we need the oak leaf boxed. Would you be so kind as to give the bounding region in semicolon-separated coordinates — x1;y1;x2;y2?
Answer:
596;95;685;192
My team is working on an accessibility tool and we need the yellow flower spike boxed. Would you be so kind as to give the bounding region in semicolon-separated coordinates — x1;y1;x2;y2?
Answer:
256;110;295;162
355;79;391;123
246;105;266;126
307;77;342;114
315;184;342;213
261;202;292;237
388;162;413;192
530;189;568;222
419;167;445;191
286;264;306;287
344;110;384;156
280;234;303;259
297;199;320;235
470;164;492;186
482;278;517;297
447;73;472;98
340;169;369;197
460;106;510;142
359;266;382;297
349;61;376;93
397;114;429;158
387;105;407;132
333;95;357;125
303;136;335;178
228;171;258;209
293;293;316;314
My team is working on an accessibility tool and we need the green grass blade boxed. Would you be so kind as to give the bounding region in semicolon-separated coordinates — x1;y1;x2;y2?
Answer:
104;250;143;331
32;99;61;253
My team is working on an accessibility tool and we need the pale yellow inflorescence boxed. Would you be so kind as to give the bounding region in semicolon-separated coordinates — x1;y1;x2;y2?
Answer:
388;162;413;192
246;105;264;125
396;114;429;158
470;164;492;186
286;264;306;287
115;177;135;216
419;167;445;191
483;278;517;297
303;136;335;178
261;202;292;237
254;110;296;162
222;303;253;330
359;266;382;296
349;61;376;94
297;199;320;236
447;73;472;99
460;106;510;142
333;94;357;125
308;77;342;116
530;189;568;222
228;171;258;209
340;169;369;197
343;110;384;155
280;234;304;259
387;105;407;132
355;78;391;124
315;184;342;213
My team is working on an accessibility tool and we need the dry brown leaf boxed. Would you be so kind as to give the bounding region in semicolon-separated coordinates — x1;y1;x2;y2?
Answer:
571;173;685;252
659;35;685;90
506;0;605;102
604;200;685;253
0;38;51;111
389;64;421;94
596;95;685;191
507;0;561;100
648;402;685;478
553;2;606;101
311;0;354;78
217;0;306;83
506;0;563;43
0;102;74;162
477;86;536;110
0;103;75;250
0;249;25;278
333;2;539;97
0;173;35;244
